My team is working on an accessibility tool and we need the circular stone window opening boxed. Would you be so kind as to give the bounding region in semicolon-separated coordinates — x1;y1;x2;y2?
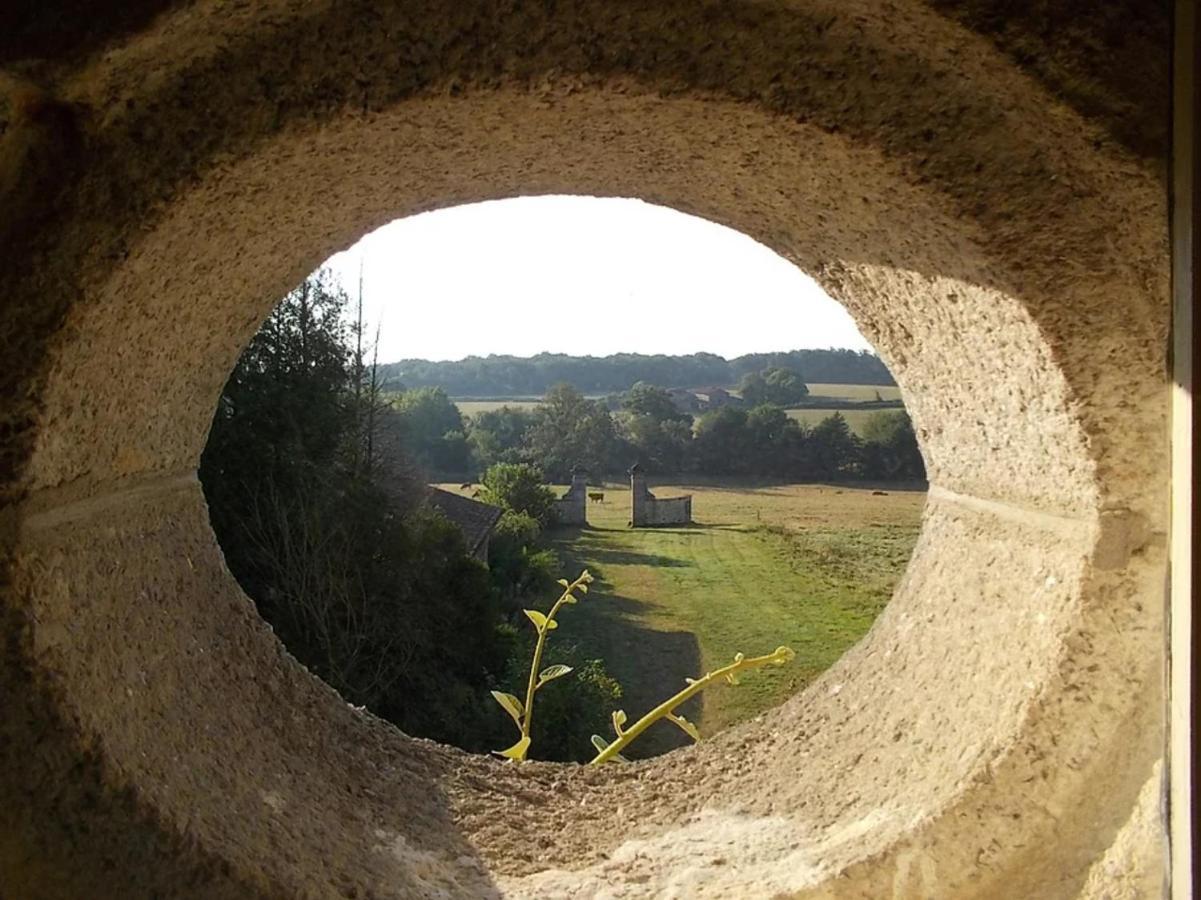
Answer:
3;17;1165;894
199;195;927;767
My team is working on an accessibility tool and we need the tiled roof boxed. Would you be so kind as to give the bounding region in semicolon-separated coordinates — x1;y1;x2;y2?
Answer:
426;488;504;556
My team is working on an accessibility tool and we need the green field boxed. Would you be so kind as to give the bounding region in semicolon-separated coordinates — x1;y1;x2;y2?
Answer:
440;479;923;757
804;383;901;402
453;398;544;417
784;407;892;436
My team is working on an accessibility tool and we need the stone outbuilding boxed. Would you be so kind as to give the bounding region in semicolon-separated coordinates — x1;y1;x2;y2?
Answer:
426;487;504;563
629;464;692;527
694;386;741;409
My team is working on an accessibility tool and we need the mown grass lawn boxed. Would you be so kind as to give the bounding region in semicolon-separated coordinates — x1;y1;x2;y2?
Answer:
438;478;922;757
541;480;924;756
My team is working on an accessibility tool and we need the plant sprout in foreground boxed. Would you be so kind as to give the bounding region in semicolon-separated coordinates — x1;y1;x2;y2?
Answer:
492;569;595;762
492;568;796;763
589;646;796;765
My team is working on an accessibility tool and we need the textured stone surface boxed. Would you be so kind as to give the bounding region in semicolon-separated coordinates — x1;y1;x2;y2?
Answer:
0;1;1170;897
1078;764;1166;900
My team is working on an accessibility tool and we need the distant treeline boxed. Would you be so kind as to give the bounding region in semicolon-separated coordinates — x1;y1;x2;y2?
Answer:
379;349;894;396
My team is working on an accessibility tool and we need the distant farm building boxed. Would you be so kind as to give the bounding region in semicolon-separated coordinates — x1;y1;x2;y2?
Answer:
693;387;741;409
553;468;589;526
426;488;503;562
629;464;692;527
667;387;703;414
670;386;743;412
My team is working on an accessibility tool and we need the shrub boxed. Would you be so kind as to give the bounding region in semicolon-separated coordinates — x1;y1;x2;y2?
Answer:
487;511;561;615
496;643;623;762
478;462;558;528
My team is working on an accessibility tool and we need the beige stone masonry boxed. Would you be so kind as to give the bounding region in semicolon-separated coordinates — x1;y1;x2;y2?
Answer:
0;1;1170;897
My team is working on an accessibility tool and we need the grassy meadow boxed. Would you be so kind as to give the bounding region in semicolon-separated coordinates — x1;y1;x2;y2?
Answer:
784;407;887;436
440;478;923;757
453;398;544;417
804;383;901;402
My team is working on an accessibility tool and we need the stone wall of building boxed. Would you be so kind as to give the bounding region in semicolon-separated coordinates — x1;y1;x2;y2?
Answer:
629;466;692;527
552;470;588;526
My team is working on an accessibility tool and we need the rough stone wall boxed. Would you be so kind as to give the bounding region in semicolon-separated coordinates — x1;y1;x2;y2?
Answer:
630;469;693;528
552;471;588;526
0;1;1171;898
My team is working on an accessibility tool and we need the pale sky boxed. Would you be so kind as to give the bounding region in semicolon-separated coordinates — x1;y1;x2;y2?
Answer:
323;196;871;363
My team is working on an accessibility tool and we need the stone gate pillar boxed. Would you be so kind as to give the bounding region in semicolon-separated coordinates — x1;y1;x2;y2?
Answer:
629;463;648;526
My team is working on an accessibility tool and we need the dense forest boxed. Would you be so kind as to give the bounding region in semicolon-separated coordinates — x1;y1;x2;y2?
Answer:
379;348;894;396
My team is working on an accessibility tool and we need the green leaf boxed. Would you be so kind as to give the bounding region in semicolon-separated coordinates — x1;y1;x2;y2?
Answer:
668;712;700;742
557;578;570;588
590;734;630;764
524;609;556;631
578;582;588;594
538;664;573;686
491;690;524;726
495;735;531;761
612;709;627;735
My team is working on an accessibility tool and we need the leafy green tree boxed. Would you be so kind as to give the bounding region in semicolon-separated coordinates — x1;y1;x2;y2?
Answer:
860;409;908;445
860;411;925;480
622;382;690;423
618;383;694;472
525;383;621;477
692;406;752;474
745;404;803;475
739;366;809;407
202;270;353;516
486;511;560;616
478;462;558;528
392;386;470;474
200;270;509;753
809;412;861;477
746;404;791;445
622;413;693;473
467;405;537;468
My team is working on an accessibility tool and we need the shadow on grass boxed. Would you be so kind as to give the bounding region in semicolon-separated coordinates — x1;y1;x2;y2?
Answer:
568;545;695;568
565;603;703;759
548;560;704;759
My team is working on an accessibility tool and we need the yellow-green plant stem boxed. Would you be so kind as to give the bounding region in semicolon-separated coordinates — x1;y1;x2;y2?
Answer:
589;646;795;765
493;570;593;760
520;577;584;742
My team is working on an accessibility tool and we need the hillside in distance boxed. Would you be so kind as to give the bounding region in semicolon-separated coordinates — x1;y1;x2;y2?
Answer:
379;349;894;396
